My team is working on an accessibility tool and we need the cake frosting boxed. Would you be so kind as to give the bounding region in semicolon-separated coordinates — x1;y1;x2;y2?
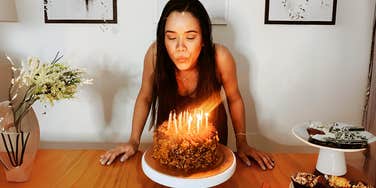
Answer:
152;119;219;172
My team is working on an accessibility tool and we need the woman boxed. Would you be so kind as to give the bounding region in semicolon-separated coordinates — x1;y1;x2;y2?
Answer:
100;0;275;170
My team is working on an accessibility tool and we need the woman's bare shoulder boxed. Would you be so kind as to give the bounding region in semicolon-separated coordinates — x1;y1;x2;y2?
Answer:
145;41;156;58
144;41;157;67
214;43;235;67
213;44;239;96
214;43;230;52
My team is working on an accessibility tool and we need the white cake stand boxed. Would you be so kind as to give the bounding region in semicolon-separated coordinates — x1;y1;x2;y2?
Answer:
292;123;375;176
141;144;236;188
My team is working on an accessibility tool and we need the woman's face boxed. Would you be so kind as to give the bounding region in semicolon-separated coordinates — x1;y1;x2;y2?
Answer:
164;11;203;71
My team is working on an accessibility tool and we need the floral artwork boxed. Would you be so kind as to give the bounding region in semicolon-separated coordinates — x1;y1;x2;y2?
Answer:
265;0;337;25
44;0;117;23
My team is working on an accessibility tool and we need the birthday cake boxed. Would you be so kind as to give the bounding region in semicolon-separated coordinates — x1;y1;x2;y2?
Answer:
152;111;219;173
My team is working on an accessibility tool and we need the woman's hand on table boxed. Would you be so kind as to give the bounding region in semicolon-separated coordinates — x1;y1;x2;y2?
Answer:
237;142;275;170
99;141;139;165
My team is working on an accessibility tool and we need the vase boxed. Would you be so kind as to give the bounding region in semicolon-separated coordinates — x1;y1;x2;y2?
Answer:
0;100;40;182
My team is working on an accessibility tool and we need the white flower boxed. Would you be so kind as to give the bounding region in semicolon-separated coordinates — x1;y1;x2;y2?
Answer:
6;53;91;132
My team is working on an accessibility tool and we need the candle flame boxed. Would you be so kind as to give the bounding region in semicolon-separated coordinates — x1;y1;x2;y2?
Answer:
163;92;221;137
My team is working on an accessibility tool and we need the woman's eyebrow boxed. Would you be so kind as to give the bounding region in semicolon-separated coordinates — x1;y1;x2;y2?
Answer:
185;30;198;34
165;30;176;34
165;30;199;34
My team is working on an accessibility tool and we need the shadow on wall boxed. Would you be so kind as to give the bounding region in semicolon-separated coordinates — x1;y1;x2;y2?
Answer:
224;25;259;134
88;62;139;142
213;23;260;150
214;24;313;152
0;60;11;101
0;55;24;101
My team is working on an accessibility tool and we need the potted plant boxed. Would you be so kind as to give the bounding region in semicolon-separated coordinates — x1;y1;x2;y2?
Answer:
0;52;91;182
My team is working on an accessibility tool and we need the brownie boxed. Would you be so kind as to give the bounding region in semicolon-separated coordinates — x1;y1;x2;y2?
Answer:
292;172;372;188
307;128;325;136
291;172;328;188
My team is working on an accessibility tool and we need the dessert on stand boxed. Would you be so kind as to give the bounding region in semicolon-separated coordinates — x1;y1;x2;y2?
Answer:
292;121;376;176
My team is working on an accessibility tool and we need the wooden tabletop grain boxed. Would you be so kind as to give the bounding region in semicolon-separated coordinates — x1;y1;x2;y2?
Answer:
0;149;369;188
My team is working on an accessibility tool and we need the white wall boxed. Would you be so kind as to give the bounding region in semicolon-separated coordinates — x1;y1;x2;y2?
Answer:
0;0;375;151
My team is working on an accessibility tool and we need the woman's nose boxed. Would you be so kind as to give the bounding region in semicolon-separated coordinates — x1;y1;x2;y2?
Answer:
176;38;186;51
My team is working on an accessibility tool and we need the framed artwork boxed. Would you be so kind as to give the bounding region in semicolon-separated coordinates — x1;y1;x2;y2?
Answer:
265;0;337;25
44;0;117;24
156;0;229;25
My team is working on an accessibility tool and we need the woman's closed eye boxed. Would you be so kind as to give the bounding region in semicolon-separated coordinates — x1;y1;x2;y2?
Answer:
186;36;196;40
186;33;197;40
167;36;176;40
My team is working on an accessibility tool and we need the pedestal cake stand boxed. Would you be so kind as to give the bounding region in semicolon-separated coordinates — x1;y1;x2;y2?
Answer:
292;123;375;176
141;144;236;188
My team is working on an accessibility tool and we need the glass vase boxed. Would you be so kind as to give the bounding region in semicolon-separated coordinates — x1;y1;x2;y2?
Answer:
0;100;40;182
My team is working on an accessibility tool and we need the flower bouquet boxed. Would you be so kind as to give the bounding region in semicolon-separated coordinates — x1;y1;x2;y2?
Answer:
0;52;91;182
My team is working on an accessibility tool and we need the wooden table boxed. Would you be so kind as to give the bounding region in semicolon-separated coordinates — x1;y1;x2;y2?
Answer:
0;150;369;188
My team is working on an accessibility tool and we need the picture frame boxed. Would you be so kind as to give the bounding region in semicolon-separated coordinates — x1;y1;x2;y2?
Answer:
44;0;117;24
265;0;337;25
156;0;229;25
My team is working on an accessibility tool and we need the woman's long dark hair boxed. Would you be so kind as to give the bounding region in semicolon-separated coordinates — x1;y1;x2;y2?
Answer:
150;0;220;129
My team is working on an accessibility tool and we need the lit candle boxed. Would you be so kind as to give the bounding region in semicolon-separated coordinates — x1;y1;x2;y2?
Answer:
196;113;202;133
182;111;185;128
168;112;172;130
205;112;209;129
184;110;187;130
200;110;203;128
174;112;178;134
188;115;192;134
178;112;182;131
185;110;188;126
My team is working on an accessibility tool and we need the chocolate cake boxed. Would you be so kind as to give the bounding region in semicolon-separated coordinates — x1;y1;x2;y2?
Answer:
152;119;219;173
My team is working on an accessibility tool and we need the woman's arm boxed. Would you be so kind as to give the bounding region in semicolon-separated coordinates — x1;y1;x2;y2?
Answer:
214;44;246;144
100;42;156;165
215;44;274;170
128;42;156;146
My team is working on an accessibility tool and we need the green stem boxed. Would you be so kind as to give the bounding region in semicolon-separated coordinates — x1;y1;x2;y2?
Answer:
15;99;36;132
14;87;36;131
1;133;16;167
6;134;16;165
15;134;19;165
14;86;35;115
20;132;29;165
7;62;17;131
